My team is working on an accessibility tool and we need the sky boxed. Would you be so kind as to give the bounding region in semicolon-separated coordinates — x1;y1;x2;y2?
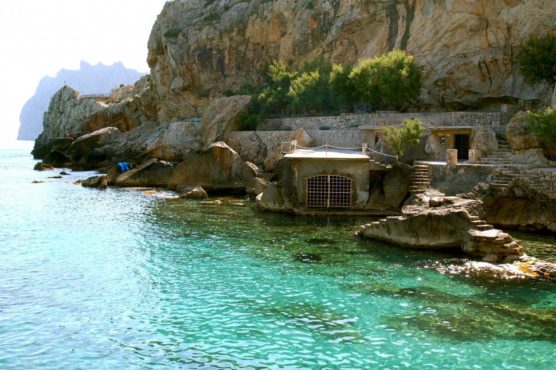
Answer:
0;0;168;144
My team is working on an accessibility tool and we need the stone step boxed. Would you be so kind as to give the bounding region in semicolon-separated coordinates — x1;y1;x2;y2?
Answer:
476;224;494;230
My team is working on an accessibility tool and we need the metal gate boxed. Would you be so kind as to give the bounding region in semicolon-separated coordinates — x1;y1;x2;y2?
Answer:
306;175;352;208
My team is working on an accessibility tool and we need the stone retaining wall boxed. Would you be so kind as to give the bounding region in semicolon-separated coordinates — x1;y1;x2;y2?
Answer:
429;164;497;195
228;130;364;165
259;112;501;131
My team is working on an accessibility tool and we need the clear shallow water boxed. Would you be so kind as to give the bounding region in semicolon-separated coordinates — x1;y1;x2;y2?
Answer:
0;145;555;369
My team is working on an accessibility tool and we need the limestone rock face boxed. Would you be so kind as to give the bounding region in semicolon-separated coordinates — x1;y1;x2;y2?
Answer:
168;142;259;191
147;0;556;119
199;95;251;148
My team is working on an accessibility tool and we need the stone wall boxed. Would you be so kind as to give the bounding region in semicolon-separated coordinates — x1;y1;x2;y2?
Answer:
429;164;496;195
228;130;364;165
259;112;501;131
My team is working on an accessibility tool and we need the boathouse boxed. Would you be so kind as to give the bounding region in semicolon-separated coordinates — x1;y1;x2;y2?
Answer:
284;145;389;212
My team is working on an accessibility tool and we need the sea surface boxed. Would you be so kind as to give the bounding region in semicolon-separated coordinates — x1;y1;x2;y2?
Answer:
0;143;555;369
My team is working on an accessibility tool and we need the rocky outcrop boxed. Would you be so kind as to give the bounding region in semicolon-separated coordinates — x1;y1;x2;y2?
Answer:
147;0;556;119
33;77;157;162
358;192;523;263
18;61;143;140
33;87;106;157
168;142;260;192
199;95;251;148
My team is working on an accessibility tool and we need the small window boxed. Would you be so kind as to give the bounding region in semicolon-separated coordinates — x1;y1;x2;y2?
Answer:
306;175;352;208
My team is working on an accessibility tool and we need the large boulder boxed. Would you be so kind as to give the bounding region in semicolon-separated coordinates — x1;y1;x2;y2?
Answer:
98;121;201;163
256;183;295;212
506;111;542;152
168;142;259;192
199;95;252;148
81;175;108;189
114;158;174;187
67;127;122;161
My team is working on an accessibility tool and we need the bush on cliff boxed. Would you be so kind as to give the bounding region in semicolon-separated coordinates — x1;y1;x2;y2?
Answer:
382;118;424;159
288;59;335;112
518;34;556;86
329;63;357;110
518;34;556;107
235;51;422;129
528;108;556;145
350;50;422;110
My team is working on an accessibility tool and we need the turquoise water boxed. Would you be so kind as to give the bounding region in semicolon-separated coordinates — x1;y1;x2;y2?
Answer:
0;144;555;369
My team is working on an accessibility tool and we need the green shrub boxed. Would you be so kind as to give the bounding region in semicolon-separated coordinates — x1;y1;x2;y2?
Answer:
518;34;556;85
329;63;356;110
528;108;556;145
350;50;422;110
382;118;424;158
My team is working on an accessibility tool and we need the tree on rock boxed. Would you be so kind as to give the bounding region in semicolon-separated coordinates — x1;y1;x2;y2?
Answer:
349;50;422;110
517;34;556;108
382;119;424;159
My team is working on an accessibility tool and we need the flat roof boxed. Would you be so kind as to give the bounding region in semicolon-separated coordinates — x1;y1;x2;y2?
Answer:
285;148;370;160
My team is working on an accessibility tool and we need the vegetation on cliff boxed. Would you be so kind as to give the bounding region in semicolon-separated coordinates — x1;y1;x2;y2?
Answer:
528;108;556;145
236;51;421;130
518;34;556;86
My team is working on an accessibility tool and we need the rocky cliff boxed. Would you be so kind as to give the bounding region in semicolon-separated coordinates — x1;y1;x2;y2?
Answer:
33;76;158;159
147;0;556;121
18;61;144;140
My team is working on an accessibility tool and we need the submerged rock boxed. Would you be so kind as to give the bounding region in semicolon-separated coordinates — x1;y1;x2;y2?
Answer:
294;252;322;263
436;258;556;280
33;162;54;171
81;175;108;189
178;185;209;200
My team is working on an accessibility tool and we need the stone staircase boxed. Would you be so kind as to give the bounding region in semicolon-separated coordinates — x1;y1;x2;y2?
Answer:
490;167;556;198
479;138;512;165
410;163;430;194
490;166;520;190
468;215;493;231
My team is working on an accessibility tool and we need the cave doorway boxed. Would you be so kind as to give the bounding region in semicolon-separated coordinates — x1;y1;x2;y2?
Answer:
454;134;469;160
